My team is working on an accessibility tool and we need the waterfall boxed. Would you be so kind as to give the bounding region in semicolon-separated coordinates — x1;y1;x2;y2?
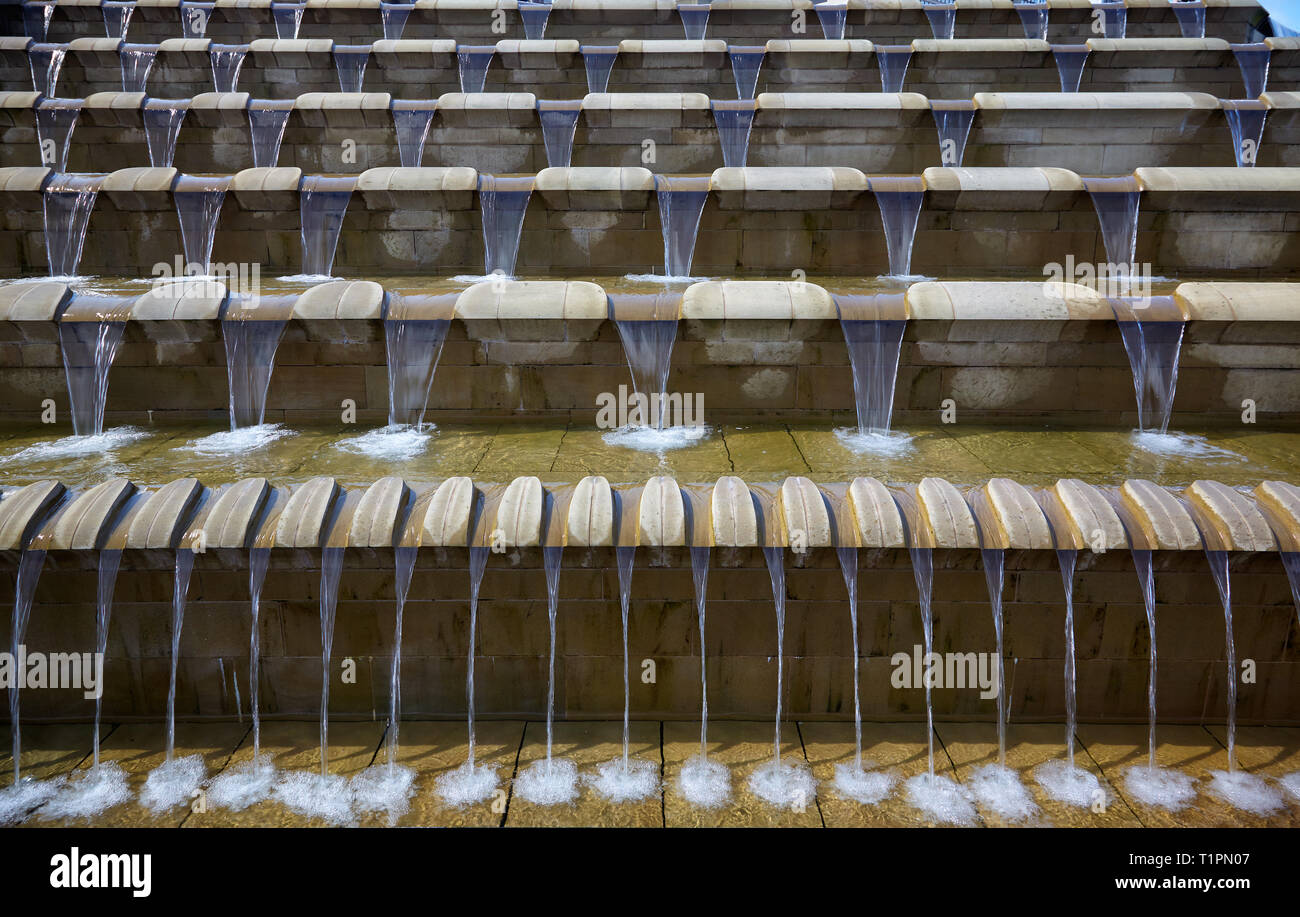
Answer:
299;175;355;277
921;1;956;40
678;3;710;40
272;2;305;39
834;294;907;435
910;546;936;776
28;43;65;97
210;44;248;93
180;1;214;38
35;98;80;173
814;2;848;39
103;2;134;39
519;0;551;39
43;173;102;278
1204;551;1237;771
1083;175;1140;269
120;44;157;93
871;176;925;278
982;548;1008;766
392;101;436;167
8;550;47;781
1093;1;1126;38
477;174;533;277
654;175;710;279
1112;296;1185;435
728;46;764;100
143;100;188;168
541;545;562;762
334;45;369;93
388;546;416;770
1173;1;1206;38
92;549;122;765
609;292;680;431
457;46;495;93
58;309;130;436
384;315;450;427
380;2;414;41
317;547;344;776
248;546;270;755
465;546;489;766
837;546;863;770
222;316;287;429
581;46;618;93
876;46;912;93
537;100;582;168
23;1;54;40
1223;101;1267;167
1013;0;1048;40
711;100;756;168
616;544;635;768
247;100;293;168
1134;550;1159;769
164;548;196;761
1052;45;1089;93
174;174;229;274
1057;549;1079;766
931;100;975;167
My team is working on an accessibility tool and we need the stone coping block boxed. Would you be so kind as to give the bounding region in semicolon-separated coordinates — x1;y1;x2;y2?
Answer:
1175;281;1300;321
188;91;254;128
116;477;205;550
565;474;615;547
906;280;1110;320
710;475;758;547
710;165;868;209
779;475;832;548
638;474;686;547
131;279;229;321
1187;479;1276;552
910;37;1053;65
616;39;730;64
0;480;66;551
248;38;335;67
353;165;477;207
914;476;981;549
921;165;1084;209
1253;480;1300;553
417;476;474;548
293;279;385;319
40;478;136;552
533;166;655;209
495;39;582;67
1048;478;1128;552
681;279;836;319
294;91;394;127
195;476;271;549
348;475;410;548
0;281;73;322
846;477;906;548
1134;166;1300;210
972;90;1221;110
229;165;302;208
456;279;606;340
270;475;341;548
100;165;178;210
763;38;876;61
978;477;1053;549
1118;478;1202;551
1084;36;1234;66
434;91;537;126
580;92;710;128
495;475;544;547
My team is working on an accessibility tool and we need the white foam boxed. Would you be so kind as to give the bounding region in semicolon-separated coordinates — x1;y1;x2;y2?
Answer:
350;764;417;824
1034;759;1104;809
601;423;710;453
1123;764;1197;811
0;427;148;464
334;424;433;461
274;770;356;825
876;274;934;284
1206;769;1286;816
514;757;580;806
184;424;293;456
435;760;500;808
140;754;207;813
205;755;277;812
449;274;507;285
833;427;915;457
275;274;334;284
967;763;1040;822
832;763;897;805
586;757;660;803
904;772;978;825
622;273;708;284
1280;771;1300;802
747;758;817;810
1131;431;1239;459
39;762;131;821
0;775;64;824
675;755;731;809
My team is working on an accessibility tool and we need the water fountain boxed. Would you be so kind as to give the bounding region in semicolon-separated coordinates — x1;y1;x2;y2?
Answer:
1232;44;1270;98
299;175;356;278
1052;45;1089;93
678;3;710;40
728;46;764;100
876;46;912;93
871;176;925;279
28;43;65;97
271;2;305;39
1093;1;1126;38
1112;296;1185;436
930;100;976;167
1172;0;1206;38
35;98;79;173
174;174;229;274
383;307;450;428
833;293;907;447
221;311;288;430
537;100;582;169
813;2;848;40
58;302;131;437
1013;0;1048;40
711;100;756;169
92;549;122;766
1222;100;1268;168
608;293;681;433
180;1;214;39
581;46;618;94
43;174;102;278
477;175;534;277
142;100;188;168
315;547;344;779
457;46;496;94
247;100;293;168
210;44;247;93
1084;175;1140;270
7;549;47;782
392;101;436;168
103;2;134;39
920;1;956;40
653;175;710;279
334;45;369;93
120;44;156;93
519;1;552;40
23;1;54;41
380;2;414;41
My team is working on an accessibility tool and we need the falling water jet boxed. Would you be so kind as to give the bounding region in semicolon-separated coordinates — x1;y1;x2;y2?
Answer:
1172;0;1206;38
143;99;188;168
678;3;710;40
1222;100;1267;168
43;172;103;278
91;549;122;767
1092;1;1126;37
652;175;710;280
1281;553;1300;804
7;549;48;783
876;46;912;93
384;307;451;430
28;43;65;96
271;2;305;39
920;1;956;40
813;1;848;39
515;545;581;804
1084;175;1140;271
1122;549;1197;810
711;100;756;168
902;546;978;824
435;546;500;805
871;176;926;280
247;99;293;168
832;293;912;456
457;45;496;93
1112;296;1191;444
120;43;157;93
380;1;414;41
210;44;248;92
832;545;897;803
298;175;355;278
588;544;659;801
35;98;80;173
392;100;436;168
103;2;135;39
140;547;207;813
1052;45;1089;93
23;2;54;40
1012;0;1048;40
581;46;618;93
174;173;229;275
728;46;764;100
180;1;215;38
675;543;731;807
519;0;552;39
477;174;534;277
1231;43;1270;97
930;100;975;167
747;546;816;809
537;100;582;168
333;45;369;93
58;301;131;437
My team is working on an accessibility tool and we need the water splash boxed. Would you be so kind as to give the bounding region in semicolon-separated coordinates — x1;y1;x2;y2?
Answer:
141;754;206;812
206;754;277;811
274;770;355;823
184;423;292;456
968;763;1039;821
350;764;416;823
1035;758;1102;808
904;772;977;824
0;774;62;825
0;427;146;464
35;763;131;821
1206;770;1285;816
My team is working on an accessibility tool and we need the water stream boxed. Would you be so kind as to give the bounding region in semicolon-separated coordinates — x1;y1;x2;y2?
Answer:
1052;45;1089;93
120;44;156;93
143;100;187;168
210;44;247;93
477;175;534;277
299;175;355;277
35;99;79;172
58;312;129;437
728;46;764;99
537;100;582;168
653;175;710;279
248;100;293;168
582;46;618;93
392;102;436;168
711;100;756;168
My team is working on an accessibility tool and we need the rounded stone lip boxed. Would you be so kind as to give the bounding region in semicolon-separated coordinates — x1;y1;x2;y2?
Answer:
1117;479;1202;552
112;477;205;551
0;480;67;552
37;478;137;553
1185;480;1275;553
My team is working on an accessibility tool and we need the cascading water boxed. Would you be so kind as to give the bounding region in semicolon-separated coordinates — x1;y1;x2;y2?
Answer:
316;547;344;777
871;176;925;279
982;548;1009;766
1112;296;1185;437
23;1;54;40
142;100;188;168
728;46;764;100
103;2;134;39
1052;45;1089;93
28;43;65;96
1013;0;1049;40
1172;0;1206;38
272;2;305;39
247;100;293;168
210;44;247;92
711;100;756;168
1222;100;1267;168
392;101;436;168
920;1;956;40
92;549;122;766
678;3;710;40
120;44;156;93
833;293;909;454
876;46;912;93
813;1;848;39
675;544;730;806
1231;43;1269;98
1084;175;1140;271
333;45;369;93
581;46;618;93
58;311;129;437
384;316;450;428
1093;1;1126;38
299;175;355;277
537;100;582;168
43;173;102;278
653;175;709;279
173;174;229;274
477;174;533;277
380;1;414;40
931;100;976;167
457;45;495;93
519;0;552;39
35;98;80;173
180;1;214;38
222;315;288;430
